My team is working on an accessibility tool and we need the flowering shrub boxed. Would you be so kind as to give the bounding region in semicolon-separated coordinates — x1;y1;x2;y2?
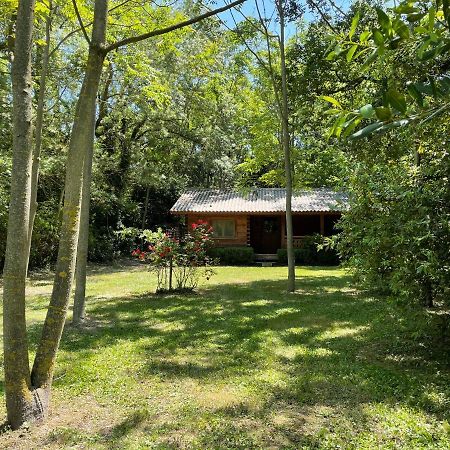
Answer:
131;220;217;292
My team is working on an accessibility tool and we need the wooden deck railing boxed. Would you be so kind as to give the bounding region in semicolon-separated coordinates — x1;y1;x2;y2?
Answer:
288;236;315;248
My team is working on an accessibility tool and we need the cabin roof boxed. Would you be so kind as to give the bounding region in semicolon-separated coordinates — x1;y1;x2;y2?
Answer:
170;188;348;214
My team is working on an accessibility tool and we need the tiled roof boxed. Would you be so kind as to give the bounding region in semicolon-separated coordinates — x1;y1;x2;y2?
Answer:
170;188;348;214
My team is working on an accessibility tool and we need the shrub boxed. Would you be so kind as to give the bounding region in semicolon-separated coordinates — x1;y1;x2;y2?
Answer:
132;220;217;292
28;211;60;268
208;246;254;265
277;235;339;266
337;153;450;308
88;229;117;263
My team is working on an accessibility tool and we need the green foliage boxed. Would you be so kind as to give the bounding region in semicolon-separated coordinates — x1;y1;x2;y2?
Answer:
208;246;255;265
88;228;117;263
303;1;450;310
324;1;450;139
132;221;216;292
28;206;60;268
337;144;450;307
277;235;340;266
0;2;256;270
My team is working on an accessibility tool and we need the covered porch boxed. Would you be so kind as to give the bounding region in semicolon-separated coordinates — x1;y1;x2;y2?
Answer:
249;213;340;255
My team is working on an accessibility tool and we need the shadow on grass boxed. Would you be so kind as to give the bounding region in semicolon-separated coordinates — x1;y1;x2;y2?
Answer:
1;270;449;445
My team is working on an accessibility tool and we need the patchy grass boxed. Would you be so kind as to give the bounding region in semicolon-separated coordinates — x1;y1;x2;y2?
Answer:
0;263;449;449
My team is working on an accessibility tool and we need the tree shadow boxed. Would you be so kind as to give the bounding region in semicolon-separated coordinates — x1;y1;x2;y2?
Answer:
2;269;448;445
50;275;448;412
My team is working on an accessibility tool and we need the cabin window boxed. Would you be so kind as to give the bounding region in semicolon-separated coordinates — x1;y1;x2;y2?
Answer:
211;219;235;239
292;215;321;236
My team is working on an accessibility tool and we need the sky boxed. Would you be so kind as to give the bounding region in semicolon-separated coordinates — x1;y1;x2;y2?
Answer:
217;0;353;36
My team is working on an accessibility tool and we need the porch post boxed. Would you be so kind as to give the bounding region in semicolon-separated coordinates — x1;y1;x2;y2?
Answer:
320;214;325;235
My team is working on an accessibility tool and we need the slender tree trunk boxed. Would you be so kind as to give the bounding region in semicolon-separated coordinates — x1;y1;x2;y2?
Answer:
26;2;52;274
30;0;108;393
2;0;44;429
142;185;151;229
73;61;113;325
72;133;94;325
277;0;295;292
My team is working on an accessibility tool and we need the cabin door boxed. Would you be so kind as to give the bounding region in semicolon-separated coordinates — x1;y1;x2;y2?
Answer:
250;216;281;254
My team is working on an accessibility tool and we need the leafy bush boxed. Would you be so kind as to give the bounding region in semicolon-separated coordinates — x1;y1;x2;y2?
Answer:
277;235;340;266
88;229;117;263
131;220;217;292
28;210;60;269
337;152;450;308
208;246;254;265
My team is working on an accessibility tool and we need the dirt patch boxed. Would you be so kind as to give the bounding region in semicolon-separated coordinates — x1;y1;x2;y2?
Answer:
1;394;117;449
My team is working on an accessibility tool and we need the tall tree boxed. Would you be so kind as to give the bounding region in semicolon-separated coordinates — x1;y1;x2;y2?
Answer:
276;0;295;291
26;0;53;274
70;0;247;325
232;0;296;291
2;0;40;429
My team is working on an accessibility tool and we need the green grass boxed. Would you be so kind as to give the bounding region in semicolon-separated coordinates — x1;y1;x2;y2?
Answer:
1;264;449;449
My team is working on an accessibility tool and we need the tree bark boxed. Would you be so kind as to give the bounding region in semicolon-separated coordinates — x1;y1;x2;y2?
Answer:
72;125;94;325
31;0;108;391
277;0;295;292
26;2;52;275
2;0;43;429
73;61;114;325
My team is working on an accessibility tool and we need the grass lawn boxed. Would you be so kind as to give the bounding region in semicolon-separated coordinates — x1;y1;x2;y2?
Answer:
1;263;449;449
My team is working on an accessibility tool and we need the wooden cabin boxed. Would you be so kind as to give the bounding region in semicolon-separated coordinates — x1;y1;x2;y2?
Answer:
170;188;348;256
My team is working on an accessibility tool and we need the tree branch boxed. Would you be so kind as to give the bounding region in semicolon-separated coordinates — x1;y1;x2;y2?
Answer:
104;0;247;53
326;0;348;19
71;0;91;45
307;0;337;33
49;1;132;57
255;0;282;113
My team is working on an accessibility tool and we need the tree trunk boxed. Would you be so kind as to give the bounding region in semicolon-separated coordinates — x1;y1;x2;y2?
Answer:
142;185;151;229
422;279;434;308
26;2;52;275
72;130;94;325
277;0;295;292
30;0;108;394
2;0;42;429
73;60;114;325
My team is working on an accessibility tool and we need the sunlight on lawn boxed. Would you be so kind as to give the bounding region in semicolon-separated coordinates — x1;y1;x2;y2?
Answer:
0;264;449;449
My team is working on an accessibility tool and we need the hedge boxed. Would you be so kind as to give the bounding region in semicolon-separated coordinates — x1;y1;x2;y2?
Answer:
208;246;255;265
277;235;339;266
